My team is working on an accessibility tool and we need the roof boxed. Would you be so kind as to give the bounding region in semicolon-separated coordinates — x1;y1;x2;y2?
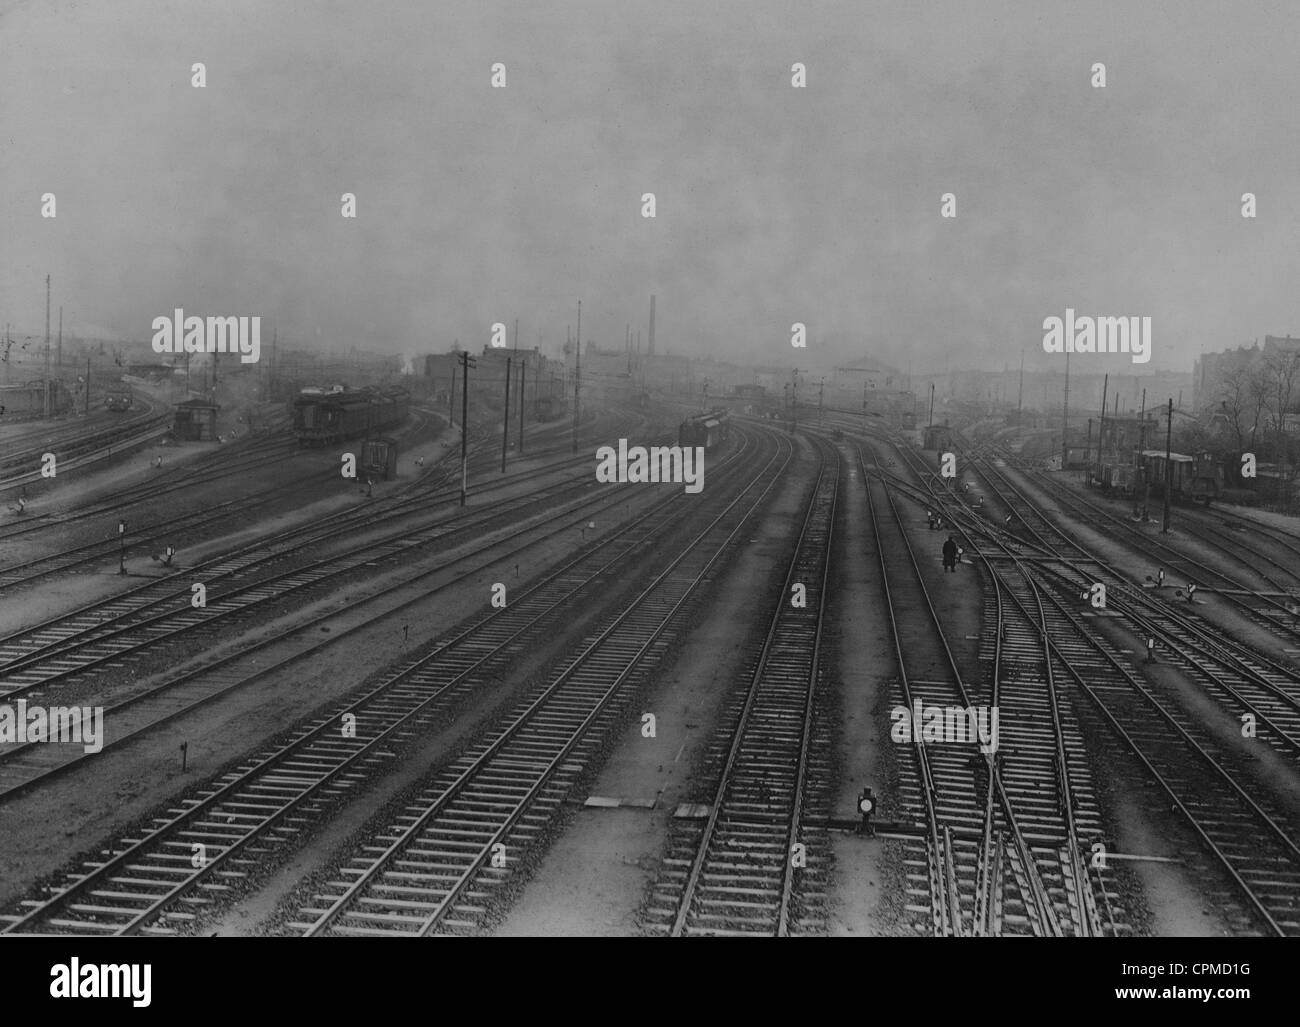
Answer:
1141;449;1192;462
176;399;220;410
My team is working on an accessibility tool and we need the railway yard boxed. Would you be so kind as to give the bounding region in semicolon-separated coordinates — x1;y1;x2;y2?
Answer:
1;387;1298;938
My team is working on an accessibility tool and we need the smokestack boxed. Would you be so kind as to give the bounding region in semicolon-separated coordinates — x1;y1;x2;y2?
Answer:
648;295;656;357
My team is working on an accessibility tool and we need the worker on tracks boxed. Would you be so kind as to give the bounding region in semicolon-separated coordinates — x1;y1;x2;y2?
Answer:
942;535;958;572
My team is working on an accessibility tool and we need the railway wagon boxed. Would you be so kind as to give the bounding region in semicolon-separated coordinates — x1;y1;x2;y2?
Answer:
679;409;730;449
1139;449;1223;503
292;385;410;446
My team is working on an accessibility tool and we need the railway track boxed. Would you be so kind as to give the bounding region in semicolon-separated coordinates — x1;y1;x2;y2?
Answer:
0;406;171;493
0;411;629;593
282;428;790;937
855;439;1107;936
0;424;779;935
0;416;652;698
870;425;1300;936
645;435;838;937
979;456;1300;642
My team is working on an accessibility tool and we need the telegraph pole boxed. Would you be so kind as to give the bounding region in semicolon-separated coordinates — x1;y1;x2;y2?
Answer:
518;358;526;454
501;356;511;473
1061;350;1070;470
863;380;868;428
459;351;475;506
449;342;458;428
268;319;277;402
1162;397;1173;534
572;300;581;454
928;382;935;428
57;306;62;369
1139;387;1149;521
819;377;824;422
1097;372;1109;483
791;368;799;433
43;275;51;418
1017;350;1024;425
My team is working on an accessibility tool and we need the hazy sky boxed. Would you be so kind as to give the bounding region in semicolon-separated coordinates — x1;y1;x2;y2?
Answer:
4;0;1299;374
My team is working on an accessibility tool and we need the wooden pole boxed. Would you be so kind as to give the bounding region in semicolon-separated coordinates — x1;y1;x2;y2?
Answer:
502;356;511;473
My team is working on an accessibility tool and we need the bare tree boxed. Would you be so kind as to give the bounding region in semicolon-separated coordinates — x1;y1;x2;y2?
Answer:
1219;358;1269;452
1264;348;1300;508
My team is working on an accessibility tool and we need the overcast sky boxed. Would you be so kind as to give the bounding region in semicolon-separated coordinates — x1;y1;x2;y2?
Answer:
3;0;1299;374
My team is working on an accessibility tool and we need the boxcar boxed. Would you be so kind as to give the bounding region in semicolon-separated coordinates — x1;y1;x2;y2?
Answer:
293;386;409;446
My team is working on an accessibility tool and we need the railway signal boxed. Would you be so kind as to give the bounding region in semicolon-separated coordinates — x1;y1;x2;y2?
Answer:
118;519;127;575
858;787;876;835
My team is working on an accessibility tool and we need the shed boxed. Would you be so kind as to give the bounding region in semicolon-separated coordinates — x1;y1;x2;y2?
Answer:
361;436;398;480
174;399;220;441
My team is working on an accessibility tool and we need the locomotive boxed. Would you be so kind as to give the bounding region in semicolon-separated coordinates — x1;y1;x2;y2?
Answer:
292;385;410;446
105;386;133;412
679;409;730;449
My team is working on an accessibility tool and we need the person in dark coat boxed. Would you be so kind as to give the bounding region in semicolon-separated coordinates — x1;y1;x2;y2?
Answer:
942;535;958;572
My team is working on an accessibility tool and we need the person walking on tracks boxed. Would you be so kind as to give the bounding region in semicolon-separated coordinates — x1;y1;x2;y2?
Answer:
942;534;959;573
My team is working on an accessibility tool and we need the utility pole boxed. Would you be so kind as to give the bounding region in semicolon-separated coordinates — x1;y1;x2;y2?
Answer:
44;274;51;418
518;358;526;454
449;342;458;428
57;306;62;369
928;382;935;428
1097;372;1109;483
1162;398;1173;534
819;377;825;422
459;351;476;506
863;380;868;427
792;368;799;433
572;300;581;453
513;318;518;352
268;319;277;402
1139;387;1149;521
84;355;91;416
1061;350;1070;470
501;355;511;473
1017;350;1024;425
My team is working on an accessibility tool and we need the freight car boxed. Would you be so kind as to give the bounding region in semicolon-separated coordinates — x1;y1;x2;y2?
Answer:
679;409;730;449
1139;450;1223;504
292;385;410;446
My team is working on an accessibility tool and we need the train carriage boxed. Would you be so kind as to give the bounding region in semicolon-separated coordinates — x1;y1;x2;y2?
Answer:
293;385;409;446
